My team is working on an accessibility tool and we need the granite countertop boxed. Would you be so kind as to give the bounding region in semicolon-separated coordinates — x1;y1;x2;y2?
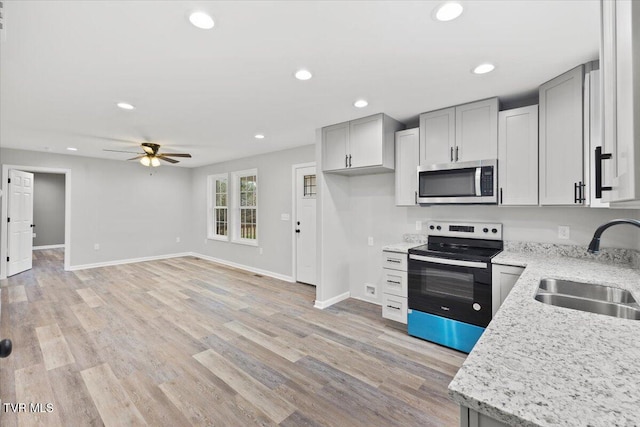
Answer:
381;242;421;253
449;249;640;426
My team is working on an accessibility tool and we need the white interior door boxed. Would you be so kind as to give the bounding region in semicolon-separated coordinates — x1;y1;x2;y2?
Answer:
295;166;317;285
8;170;34;277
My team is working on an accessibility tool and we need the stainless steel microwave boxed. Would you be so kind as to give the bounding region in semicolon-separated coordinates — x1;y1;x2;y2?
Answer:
417;159;497;204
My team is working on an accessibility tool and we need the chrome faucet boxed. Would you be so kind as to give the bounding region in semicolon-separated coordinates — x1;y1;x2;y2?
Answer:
587;219;640;254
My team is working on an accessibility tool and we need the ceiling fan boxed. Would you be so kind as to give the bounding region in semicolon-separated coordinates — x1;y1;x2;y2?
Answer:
105;142;192;167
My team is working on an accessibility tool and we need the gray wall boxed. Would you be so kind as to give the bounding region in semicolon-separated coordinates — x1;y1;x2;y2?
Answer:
346;172;640;303
1;148;193;267
190;144;315;279
33;172;65;247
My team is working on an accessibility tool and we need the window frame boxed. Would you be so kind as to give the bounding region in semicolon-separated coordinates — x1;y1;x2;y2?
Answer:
207;173;230;241
231;168;258;246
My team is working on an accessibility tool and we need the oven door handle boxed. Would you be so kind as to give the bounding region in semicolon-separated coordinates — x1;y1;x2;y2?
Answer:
409;254;487;269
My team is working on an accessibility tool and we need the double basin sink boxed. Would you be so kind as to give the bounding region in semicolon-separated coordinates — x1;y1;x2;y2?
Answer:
535;278;640;320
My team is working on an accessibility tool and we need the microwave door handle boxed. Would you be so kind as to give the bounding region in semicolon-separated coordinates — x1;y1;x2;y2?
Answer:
475;168;482;196
409;254;487;269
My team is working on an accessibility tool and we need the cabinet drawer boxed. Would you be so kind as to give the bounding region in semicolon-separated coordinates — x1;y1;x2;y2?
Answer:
382;269;407;297
382;251;407;271
382;294;407;324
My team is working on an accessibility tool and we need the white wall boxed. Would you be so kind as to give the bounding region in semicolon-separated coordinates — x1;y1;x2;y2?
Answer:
347;172;640;303
0;148;192;268
33;172;65;247
190;144;315;280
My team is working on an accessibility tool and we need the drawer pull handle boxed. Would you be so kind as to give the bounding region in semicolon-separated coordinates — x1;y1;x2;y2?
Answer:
387;280;401;285
440;306;450;311
387;259;401;263
386;305;401;310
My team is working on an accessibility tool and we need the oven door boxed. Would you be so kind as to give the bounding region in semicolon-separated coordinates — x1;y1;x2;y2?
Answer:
408;254;492;327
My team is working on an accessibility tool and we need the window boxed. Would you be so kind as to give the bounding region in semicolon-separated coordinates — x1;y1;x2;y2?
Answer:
233;169;258;244
208;169;258;246
207;174;229;240
303;174;316;197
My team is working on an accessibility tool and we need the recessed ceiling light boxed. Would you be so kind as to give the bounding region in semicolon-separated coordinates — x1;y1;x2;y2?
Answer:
66;147;78;151
472;63;496;74
254;134;265;139
189;11;215;30
354;99;368;108
295;69;313;81
116;102;135;110
434;2;464;22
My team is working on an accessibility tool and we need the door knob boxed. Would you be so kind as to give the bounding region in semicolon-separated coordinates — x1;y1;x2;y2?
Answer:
0;339;12;358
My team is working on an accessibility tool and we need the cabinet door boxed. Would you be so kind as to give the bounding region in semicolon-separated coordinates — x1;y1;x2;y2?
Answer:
395;128;419;206
601;0;640;203
322;122;349;171
419;107;455;165
349;114;384;168
491;264;524;317
498;105;538;206
539;65;585;205
455;98;499;162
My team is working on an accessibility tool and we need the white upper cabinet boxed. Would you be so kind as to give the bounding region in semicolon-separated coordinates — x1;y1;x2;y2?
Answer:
599;0;640;205
419;98;498;166
498;105;539;206
456;98;499;162
419;107;455;165
539;65;585;205
322;122;349;171
395;128;419;206
322;113;404;174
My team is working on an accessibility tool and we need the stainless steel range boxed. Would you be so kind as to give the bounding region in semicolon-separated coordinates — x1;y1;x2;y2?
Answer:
407;220;503;353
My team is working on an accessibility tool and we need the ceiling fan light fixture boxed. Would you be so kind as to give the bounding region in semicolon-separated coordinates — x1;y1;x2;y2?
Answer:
151;157;161;167
140;156;151;167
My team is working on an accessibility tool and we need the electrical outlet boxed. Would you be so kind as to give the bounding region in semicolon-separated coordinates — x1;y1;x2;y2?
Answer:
558;226;570;240
176;237;181;243
32;233;36;238
204;238;208;245
416;221;422;231
364;284;377;297
367;236;374;246
94;243;100;250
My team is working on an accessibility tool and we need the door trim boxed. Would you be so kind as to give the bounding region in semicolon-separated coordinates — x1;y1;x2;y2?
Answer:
0;165;72;279
291;162;316;284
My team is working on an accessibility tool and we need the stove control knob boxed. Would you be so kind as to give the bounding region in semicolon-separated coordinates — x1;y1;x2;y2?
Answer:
483;228;489;233
473;303;481;311
429;225;435;230
436;225;441;231
491;228;498;234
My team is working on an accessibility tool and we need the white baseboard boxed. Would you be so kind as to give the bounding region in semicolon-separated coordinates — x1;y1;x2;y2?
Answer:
190;252;295;283
314;291;351;309
69;252;192;271
33;244;65;250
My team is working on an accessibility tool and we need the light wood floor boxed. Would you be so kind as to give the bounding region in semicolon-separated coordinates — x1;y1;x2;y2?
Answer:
0;249;465;426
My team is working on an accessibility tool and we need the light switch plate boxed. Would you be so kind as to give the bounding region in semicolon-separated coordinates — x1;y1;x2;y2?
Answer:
281;213;290;221
416;221;422;231
367;236;374;246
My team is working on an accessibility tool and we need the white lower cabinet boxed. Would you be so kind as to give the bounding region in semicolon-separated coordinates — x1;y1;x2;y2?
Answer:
460;407;509;427
382;293;407;324
381;250;408;324
491;263;525;317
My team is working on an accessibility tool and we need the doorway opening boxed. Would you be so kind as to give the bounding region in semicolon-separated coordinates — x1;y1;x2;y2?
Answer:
292;162;317;286
0;165;71;279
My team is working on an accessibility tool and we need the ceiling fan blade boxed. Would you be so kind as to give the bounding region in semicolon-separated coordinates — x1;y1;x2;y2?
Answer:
103;149;141;154
127;155;146;161
141;145;155;155
159;153;192;158
157;155;179;164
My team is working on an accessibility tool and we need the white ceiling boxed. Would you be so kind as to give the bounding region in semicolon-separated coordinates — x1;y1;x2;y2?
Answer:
0;0;600;168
